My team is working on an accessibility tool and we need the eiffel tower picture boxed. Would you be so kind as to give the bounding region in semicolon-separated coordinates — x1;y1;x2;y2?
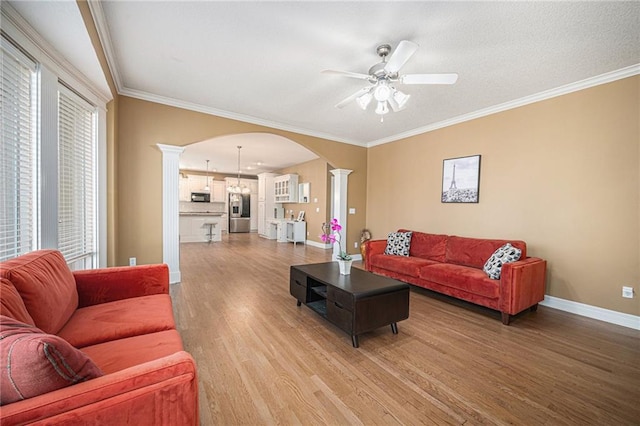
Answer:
442;155;481;203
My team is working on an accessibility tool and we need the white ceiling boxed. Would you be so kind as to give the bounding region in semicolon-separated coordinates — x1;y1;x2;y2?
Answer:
6;1;639;174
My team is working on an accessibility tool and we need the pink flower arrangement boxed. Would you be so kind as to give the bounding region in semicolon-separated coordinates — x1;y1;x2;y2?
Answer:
320;218;352;261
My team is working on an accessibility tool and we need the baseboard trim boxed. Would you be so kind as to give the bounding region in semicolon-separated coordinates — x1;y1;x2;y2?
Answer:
305;240;328;249
169;271;181;285
540;296;639;330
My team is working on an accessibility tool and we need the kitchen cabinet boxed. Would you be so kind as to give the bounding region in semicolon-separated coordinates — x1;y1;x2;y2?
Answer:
211;181;226;202
286;221;306;245
258;173;283;238
179;215;222;242
274;174;298;203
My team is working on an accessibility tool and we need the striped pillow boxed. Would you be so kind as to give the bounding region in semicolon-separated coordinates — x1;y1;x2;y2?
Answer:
0;316;103;405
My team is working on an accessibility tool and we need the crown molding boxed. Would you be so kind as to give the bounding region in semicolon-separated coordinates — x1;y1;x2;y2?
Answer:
120;87;365;147
1;2;111;105
367;64;640;147
87;0;123;93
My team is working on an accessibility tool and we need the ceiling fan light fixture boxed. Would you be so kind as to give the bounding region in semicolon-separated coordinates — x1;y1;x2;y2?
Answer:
373;82;391;102
356;92;372;110
393;89;411;110
375;101;389;115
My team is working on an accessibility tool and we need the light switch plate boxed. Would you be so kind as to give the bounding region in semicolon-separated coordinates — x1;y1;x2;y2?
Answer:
349;208;356;214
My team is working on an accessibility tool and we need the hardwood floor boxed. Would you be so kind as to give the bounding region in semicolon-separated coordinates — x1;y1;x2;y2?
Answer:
171;234;640;425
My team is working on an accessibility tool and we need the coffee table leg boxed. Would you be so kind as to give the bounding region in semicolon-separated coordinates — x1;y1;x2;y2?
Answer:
351;335;359;348
391;322;398;334
296;300;301;307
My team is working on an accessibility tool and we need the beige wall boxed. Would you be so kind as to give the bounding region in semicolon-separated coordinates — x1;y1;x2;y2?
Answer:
367;76;639;316
278;159;332;245
115;96;367;266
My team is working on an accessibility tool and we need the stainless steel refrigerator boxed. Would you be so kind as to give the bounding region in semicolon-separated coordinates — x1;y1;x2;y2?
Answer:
229;193;250;233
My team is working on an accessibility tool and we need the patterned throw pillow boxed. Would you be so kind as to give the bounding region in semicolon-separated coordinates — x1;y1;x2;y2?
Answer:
483;243;522;279
0;315;103;406
384;232;413;257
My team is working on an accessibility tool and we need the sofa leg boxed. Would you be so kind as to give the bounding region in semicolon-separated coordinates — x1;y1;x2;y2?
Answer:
501;312;511;325
530;304;538;312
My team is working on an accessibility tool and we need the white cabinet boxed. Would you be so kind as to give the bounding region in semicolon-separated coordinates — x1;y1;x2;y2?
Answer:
274;174;298;203
179;215;222;243
258;173;283;238
286;221;306;245
211;181;226;202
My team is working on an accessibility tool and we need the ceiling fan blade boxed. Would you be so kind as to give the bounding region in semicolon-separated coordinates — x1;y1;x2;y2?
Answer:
335;87;372;109
321;69;371;80
384;40;419;74
400;73;459;85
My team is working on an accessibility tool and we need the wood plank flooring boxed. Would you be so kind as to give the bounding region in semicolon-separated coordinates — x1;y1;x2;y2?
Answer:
171;233;640;425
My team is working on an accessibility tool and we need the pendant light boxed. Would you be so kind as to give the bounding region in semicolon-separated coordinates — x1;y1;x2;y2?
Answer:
226;146;250;194
204;159;210;191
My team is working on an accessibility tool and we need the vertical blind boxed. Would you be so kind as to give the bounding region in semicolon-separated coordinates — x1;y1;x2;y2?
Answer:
57;86;96;264
0;41;37;261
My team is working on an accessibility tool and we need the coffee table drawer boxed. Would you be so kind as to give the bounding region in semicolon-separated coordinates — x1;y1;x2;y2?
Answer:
327;286;353;311
327;300;353;333
290;267;307;302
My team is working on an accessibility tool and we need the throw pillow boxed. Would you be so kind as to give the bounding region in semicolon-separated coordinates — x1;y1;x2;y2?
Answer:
0;315;103;406
384;231;413;257
483;243;522;280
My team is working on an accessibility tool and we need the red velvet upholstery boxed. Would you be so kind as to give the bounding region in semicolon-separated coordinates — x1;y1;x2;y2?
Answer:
419;263;499;299
365;231;546;323
446;236;526;269
0;250;198;425
58;294;176;348
0;250;78;334
0;278;35;326
400;230;448;262
370;254;439;276
73;264;169;308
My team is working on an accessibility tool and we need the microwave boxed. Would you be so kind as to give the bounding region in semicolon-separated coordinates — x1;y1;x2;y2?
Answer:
191;192;210;202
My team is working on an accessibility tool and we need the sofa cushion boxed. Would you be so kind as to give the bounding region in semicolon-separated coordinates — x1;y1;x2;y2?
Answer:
483;243;522;279
370;253;440;277
0;250;78;334
0;316;103;406
446;236;526;269
419;264;500;299
57;294;176;348
384;232;412;256
81;330;184;374
400;230;448;262
0;278;35;326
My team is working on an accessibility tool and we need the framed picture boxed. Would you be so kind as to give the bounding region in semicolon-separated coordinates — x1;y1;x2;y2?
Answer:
297;211;305;221
441;155;481;203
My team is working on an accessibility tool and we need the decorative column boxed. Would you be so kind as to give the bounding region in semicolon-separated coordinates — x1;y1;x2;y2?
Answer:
157;144;185;284
330;169;352;260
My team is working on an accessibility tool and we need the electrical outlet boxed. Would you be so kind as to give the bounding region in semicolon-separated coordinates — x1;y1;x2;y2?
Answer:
622;286;634;298
129;257;136;266
354;242;358;248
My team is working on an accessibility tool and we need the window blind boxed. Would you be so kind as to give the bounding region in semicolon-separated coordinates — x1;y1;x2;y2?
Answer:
57;85;96;264
0;39;37;261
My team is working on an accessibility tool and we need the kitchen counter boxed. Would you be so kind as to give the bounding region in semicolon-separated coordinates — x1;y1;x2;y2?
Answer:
179;214;224;242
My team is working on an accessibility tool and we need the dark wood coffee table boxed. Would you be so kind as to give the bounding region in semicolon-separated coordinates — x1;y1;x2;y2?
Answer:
290;262;410;347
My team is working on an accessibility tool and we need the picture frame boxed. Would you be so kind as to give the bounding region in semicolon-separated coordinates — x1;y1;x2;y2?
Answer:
441;155;481;203
297;211;305;221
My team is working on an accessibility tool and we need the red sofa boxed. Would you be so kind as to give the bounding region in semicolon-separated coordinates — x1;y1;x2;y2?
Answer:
364;231;546;324
0;250;198;425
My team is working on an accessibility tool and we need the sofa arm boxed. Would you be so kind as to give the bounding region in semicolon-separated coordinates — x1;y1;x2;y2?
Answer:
73;264;169;308
364;239;387;271
499;257;547;317
0;351;198;425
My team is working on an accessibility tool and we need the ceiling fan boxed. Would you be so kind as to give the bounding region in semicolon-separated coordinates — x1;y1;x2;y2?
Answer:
322;40;458;120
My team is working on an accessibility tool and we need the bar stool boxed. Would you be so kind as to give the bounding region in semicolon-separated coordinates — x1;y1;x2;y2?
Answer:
203;222;217;243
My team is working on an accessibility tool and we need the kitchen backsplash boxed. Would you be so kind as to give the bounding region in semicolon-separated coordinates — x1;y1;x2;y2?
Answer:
179;201;226;213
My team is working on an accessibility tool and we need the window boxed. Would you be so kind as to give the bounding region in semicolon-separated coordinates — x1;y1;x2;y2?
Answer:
0;39;38;261
58;85;96;267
